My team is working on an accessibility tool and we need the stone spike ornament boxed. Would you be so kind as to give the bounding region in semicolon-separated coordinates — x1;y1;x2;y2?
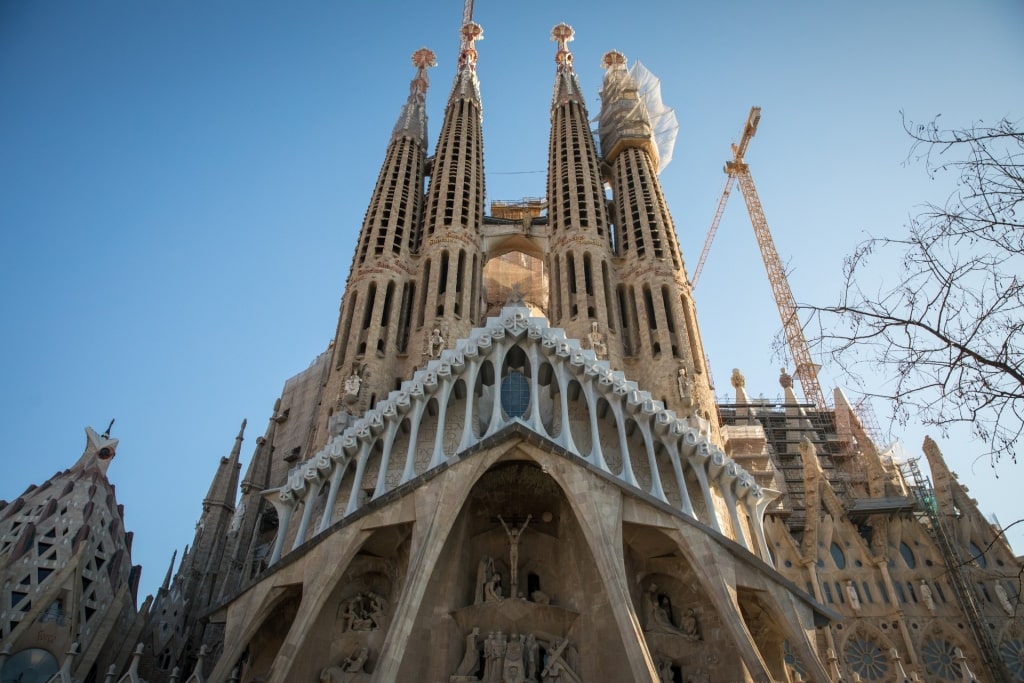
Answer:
551;22;574;69
457;21;483;72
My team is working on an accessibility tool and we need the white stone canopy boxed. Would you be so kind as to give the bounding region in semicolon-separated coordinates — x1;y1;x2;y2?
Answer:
263;305;778;564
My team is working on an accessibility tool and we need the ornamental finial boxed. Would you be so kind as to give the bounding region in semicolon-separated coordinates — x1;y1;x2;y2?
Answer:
551;23;575;70
601;50;627;70
409;48;437;100
457;22;483;72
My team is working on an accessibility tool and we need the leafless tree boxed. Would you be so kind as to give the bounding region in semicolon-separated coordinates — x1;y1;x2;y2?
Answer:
802;115;1023;464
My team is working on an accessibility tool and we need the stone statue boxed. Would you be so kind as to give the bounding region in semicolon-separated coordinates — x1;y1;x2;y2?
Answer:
321;647;370;683
343;370;362;401
644;583;698;639
499;514;531;599
657;659;674;683
540;638;582;683
525;633;539;683
587;322;608;360
845;580;861;611
341;593;386;632
677;367;691;401
453;627;481;677
475;556;495;604
484;571;503;602
426;327;447;359
503;632;526;683
995;582;1015;615
919;580;936;614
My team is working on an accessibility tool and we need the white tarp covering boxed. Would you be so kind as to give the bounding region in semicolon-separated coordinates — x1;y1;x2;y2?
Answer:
630;60;678;172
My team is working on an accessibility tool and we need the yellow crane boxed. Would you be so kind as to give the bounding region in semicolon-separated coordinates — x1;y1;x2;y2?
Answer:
692;107;827;409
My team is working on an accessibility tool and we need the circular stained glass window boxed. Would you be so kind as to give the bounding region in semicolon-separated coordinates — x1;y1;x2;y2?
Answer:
1000;639;1024;681
922;639;963;680
784;640;807;678
3;648;60;683
500;370;530;418
845;638;888;681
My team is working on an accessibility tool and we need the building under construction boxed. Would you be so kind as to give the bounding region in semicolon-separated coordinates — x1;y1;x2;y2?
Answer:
1;8;1022;683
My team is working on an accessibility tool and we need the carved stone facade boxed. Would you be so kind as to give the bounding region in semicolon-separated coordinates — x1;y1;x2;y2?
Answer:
3;11;1023;683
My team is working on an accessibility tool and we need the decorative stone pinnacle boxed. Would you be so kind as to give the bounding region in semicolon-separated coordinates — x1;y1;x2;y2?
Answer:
409;47;437;99
601;50;626;70
457;22;483;72
551;23;574;69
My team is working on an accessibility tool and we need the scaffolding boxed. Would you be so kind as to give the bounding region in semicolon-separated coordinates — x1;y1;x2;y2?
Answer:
899;458;1010;683
717;398;847;533
490;197;546;221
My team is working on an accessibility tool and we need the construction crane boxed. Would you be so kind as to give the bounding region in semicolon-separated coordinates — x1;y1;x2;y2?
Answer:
693;107;828;409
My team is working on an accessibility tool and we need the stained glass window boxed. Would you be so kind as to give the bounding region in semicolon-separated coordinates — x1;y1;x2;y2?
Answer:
845;638;888;681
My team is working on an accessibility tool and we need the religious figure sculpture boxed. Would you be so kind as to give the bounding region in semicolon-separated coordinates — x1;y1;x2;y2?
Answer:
919;580;936;614
499;514;531;598
845;580;861;611
340;592;387;632
995;583;1015;615
321;647;370;683
343;369;362;401
426;327;447;359
453;627;481;677
643;584;699;639
657;658;674;683
587;322;608;360
475;556;496;604
541;638;582;683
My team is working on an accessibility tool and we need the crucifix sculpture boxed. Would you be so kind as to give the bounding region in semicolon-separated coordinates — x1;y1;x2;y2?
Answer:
498;514;531;599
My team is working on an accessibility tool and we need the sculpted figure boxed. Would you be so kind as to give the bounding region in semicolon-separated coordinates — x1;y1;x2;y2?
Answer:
454;627;481;677
485;571;503;602
499;514;531;598
995;583;1015;615
919;580;936;614
426;328;447;359
845;580;861;611
344;371;362;399
475;556;495;604
587;322;608;360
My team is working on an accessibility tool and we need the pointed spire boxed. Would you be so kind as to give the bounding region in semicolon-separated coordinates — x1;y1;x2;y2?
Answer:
449;21;483;107
161;548;178;592
550;23;583;107
202;420;246;510
392;48;437;145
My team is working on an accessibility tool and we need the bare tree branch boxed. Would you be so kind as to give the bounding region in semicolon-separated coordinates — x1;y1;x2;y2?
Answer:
801;115;1024;464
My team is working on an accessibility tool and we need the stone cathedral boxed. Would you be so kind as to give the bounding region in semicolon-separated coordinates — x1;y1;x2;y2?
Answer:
2;16;1023;683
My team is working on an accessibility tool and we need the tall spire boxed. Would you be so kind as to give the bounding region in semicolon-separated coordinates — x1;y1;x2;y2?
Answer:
411;16;487;354
545;23;616;352
550;23;582;106
392;48;437;146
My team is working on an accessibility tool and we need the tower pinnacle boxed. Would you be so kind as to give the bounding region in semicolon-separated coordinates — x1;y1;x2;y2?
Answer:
457;22;483;72
551;23;574;70
392;48;437;144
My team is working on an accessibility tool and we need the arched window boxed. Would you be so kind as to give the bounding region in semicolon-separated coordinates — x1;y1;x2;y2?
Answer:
500;371;530;418
899;542;916;569
830;542;846;569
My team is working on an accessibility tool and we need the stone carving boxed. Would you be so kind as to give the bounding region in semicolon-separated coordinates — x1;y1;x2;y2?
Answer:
454;627;481;677
541;638;581;683
995;583;1015;615
321;647;370;683
475;555;504;603
499;515;531;598
643;584;699;639
426;326;447;359
730;368;745;390
919;580;935;614
457;629;580;683
586;322;608;360
845;580;861;611
530;589;550;605
778;368;794;390
656;658;674;683
676;366;693;403
340;592;387;632
343;366;363;402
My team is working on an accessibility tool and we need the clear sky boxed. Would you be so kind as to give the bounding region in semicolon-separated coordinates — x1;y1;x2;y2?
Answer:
2;0;1022;604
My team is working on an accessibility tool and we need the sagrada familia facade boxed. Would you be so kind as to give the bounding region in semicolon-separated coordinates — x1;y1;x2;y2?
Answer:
2;13;1022;683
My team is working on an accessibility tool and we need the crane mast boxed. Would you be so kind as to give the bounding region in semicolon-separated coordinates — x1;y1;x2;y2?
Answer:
698;107;827;409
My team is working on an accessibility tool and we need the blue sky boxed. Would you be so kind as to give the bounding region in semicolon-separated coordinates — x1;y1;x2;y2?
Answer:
2;1;1022;603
